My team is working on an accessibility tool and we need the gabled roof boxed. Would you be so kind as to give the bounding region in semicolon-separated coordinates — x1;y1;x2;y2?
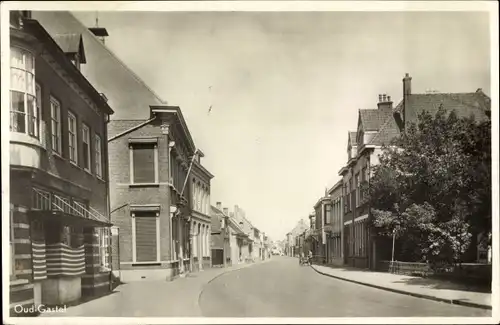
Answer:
23;19;113;115
368;114;401;146
53;33;86;63
210;205;246;235
394;90;491;124
359;108;393;132
32;11;166;120
210;205;223;232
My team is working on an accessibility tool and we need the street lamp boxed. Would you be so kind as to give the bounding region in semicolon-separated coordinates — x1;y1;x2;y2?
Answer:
390;220;400;274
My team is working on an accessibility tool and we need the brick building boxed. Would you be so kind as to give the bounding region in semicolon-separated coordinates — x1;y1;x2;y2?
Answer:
326;180;343;266
190;152;214;272
339;73;491;270
8;11;114;314
31;11;214;281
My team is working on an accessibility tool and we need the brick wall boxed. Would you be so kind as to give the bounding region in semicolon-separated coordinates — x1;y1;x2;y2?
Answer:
108;121;172;264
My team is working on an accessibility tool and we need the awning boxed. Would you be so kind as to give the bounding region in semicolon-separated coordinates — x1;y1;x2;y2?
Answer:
29;210;112;227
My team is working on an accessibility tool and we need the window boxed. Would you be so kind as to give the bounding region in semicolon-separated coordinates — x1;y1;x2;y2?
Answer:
82;124;91;171
95;134;102;178
68;112;77;164
10;47;38;138
355;173;360;207
50;97;62;154
134;212;158;262
325;204;332;225
130;142;158;184
99;228;111;270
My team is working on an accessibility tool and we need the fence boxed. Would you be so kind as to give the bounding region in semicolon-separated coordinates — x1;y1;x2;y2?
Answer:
378;260;492;285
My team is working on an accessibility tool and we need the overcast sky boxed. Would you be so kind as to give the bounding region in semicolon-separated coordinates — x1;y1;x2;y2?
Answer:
73;11;490;241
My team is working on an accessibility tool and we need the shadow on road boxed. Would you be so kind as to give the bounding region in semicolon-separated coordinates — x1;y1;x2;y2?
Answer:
391;277;491;293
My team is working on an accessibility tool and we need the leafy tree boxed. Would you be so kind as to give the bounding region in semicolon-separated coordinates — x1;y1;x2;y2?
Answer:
368;106;491;264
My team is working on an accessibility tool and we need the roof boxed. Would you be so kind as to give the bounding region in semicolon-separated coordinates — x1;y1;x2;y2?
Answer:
368;90;490;147
369;114;401;146
52;33;86;63
31;11;165;120
210;206;223;232
395;91;491;124
327;179;343;195
23;19;113;115
359;108;393;132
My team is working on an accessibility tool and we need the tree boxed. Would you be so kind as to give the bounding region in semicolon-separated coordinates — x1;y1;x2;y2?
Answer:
368;106;491;263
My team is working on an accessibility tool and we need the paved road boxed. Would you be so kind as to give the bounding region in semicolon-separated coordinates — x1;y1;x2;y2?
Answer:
199;256;491;317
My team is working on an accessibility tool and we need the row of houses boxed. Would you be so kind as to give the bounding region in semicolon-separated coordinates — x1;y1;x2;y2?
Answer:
210;203;272;267
286;73;491;270
7;11;270;315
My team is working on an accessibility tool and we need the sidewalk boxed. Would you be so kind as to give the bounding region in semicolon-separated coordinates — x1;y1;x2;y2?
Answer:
310;264;491;310
40;259;271;317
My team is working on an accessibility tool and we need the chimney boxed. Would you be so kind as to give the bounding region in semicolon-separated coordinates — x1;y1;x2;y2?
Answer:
216;202;222;210
403;73;412;97
223;208;229;216
377;93;393;110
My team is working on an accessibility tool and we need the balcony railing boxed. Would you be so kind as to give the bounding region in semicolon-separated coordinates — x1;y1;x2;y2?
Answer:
32;188;108;224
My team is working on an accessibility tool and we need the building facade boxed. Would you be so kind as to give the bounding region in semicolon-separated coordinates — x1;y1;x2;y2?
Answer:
210;203;227;267
31;11;214;281
8;11;114;314
326;180;344;266
339;73;491;270
190;152;214;272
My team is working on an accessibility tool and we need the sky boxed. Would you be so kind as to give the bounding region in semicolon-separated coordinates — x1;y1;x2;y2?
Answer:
72;10;491;241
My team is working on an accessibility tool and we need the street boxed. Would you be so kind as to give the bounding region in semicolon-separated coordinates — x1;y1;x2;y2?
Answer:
199;257;491;317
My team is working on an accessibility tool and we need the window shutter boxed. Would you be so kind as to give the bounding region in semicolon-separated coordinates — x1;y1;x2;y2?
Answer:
135;213;157;262
133;144;155;183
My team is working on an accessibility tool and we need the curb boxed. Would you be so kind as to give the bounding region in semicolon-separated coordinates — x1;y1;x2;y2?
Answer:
310;265;492;311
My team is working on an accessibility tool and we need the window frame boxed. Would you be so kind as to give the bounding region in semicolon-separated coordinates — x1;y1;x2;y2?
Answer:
355;173;360;207
129;139;159;186
10;47;38;139
131;210;161;263
50;96;62;155
98;227;111;271
82;124;91;172
95;133;103;178
67;111;78;165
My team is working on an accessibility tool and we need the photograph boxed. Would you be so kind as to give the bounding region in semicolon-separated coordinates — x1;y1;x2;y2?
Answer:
1;1;498;324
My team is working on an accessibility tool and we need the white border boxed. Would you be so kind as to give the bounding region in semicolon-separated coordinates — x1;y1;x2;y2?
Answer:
1;1;498;325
